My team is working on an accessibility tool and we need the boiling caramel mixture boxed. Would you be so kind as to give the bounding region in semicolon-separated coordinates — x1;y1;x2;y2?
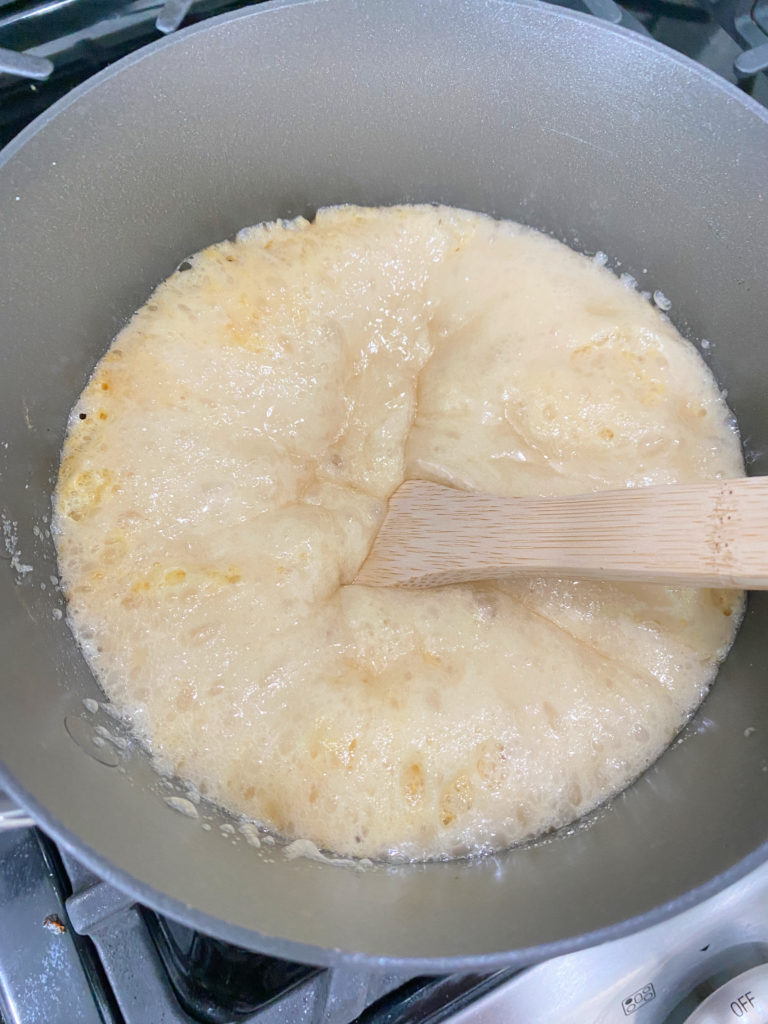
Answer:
54;205;743;860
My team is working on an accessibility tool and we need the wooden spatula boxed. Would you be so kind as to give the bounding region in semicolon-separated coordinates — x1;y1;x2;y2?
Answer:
355;477;768;589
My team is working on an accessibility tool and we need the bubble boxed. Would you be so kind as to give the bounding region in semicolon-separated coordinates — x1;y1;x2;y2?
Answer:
164;796;199;819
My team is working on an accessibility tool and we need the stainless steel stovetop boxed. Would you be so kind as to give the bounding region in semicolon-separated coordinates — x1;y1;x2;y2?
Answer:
1;2;767;1023
452;858;768;1023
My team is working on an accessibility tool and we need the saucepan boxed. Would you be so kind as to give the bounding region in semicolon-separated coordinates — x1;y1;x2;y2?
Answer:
1;0;767;970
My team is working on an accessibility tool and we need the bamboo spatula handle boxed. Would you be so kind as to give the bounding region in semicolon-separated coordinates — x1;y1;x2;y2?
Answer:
355;477;768;589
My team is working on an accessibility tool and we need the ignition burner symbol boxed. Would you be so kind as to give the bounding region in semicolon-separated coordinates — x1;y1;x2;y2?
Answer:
622;983;657;1015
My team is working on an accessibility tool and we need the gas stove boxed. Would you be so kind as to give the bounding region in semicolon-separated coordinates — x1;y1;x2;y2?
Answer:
1;2;767;1023
0;818;511;1024
4;811;768;1024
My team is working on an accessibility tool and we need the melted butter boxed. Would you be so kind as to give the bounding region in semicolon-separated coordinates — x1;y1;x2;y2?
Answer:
53;205;744;861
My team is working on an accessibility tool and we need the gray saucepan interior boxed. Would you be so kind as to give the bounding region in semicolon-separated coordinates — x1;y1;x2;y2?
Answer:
1;0;768;971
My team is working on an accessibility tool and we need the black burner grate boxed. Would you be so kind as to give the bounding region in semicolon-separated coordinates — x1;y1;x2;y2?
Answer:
144;910;320;1023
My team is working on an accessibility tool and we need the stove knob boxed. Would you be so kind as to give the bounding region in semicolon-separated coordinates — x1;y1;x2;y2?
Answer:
684;965;768;1023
